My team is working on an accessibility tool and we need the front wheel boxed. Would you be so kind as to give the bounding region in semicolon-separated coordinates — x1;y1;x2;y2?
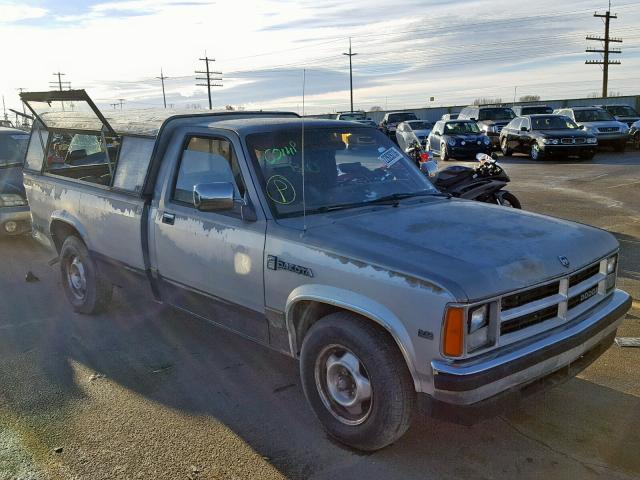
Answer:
496;191;522;209
614;140;626;153
500;137;512;156
300;312;415;451
60;236;113;314
440;142;450;161
530;143;544;161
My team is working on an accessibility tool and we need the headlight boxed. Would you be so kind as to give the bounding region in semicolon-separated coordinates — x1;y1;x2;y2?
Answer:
443;303;495;357
541;138;558;145
483;136;491;145
620;125;630;134
0;194;28;207
604;254;618;292
448;138;456;146
587;137;598;144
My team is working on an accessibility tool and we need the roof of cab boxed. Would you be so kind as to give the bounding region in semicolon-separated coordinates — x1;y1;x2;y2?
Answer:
37;110;300;137
196;117;365;135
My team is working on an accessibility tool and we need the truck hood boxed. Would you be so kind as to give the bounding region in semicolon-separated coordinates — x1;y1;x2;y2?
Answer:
302;199;617;301
0;165;26;197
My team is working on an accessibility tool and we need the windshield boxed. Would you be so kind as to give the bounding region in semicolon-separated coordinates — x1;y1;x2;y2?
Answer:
338;113;366;121
407;121;432;130
574;109;614;122
521;106;553;115
478;108;516;121
531;116;579;130
246;126;437;218
388;113;417;123
444;122;481;134
0;132;30;167
606;105;638;117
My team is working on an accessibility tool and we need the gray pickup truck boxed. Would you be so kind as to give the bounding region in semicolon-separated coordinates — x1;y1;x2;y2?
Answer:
20;90;631;451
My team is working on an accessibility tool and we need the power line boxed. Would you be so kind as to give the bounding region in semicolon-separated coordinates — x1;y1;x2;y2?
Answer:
195;55;222;110
585;2;623;98
50;72;71;91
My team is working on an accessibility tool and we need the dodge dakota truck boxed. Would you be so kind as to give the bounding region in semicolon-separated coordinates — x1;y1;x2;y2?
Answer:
20;90;631;451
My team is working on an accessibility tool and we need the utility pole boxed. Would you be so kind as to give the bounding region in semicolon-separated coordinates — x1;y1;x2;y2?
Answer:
118;99;125;110
110;102;118;110
50;72;71;91
157;68;168;108
585;1;622;98
2;95;7;122
16;87;27;116
195;55;222;110
342;38;357;113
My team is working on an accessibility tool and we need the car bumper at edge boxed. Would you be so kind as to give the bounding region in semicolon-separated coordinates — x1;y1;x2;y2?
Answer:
0;206;31;235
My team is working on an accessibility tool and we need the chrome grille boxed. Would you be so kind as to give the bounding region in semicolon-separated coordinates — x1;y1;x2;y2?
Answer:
575;137;586;144
561;138;574;144
499;260;608;337
598;127;619;133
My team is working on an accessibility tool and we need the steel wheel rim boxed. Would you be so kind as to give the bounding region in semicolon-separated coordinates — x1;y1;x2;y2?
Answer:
501;137;507;151
531;144;539;160
66;255;87;300
314;344;373;426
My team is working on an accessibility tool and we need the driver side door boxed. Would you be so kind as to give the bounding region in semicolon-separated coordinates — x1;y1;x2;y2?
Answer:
153;133;269;342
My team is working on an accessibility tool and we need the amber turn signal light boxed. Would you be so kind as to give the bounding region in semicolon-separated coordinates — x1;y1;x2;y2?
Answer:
443;307;464;357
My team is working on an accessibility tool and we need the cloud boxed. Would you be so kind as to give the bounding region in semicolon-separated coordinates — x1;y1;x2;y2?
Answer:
0;2;47;23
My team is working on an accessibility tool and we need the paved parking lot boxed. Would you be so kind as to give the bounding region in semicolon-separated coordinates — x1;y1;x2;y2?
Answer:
0;149;638;480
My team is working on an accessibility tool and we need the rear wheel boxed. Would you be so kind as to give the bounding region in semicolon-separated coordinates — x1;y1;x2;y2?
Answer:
300;312;415;451
60;236;112;314
500;137;513;156
530;143;544;161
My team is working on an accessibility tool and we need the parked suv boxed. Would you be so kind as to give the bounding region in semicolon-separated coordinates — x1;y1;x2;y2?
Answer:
458;106;516;148
379;111;418;138
554;107;630;152
512;105;554;116
595;104;640;128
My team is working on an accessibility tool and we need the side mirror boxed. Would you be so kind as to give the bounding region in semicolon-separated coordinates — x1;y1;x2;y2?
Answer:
470;117;477;122
520;126;528;132
579;125;585;129
193;182;235;212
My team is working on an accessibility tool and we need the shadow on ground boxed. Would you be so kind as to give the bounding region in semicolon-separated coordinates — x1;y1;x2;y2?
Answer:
1;238;639;479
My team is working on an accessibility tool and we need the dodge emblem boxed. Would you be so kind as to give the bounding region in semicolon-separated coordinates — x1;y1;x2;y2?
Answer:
558;256;570;268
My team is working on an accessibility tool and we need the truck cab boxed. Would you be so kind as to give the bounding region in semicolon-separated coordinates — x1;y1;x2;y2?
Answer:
20;90;631;451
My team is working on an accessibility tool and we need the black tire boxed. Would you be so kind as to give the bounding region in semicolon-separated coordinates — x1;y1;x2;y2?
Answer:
500;137;512;156
440;142;450;161
497;191;522;209
300;312;415;451
60;236;112;314
530;143;544;161
614;141;626;153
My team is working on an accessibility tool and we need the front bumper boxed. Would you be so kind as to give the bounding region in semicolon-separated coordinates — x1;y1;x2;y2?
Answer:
595;133;630;144
0;206;31;235
539;144;597;156
449;143;492;158
431;289;631;407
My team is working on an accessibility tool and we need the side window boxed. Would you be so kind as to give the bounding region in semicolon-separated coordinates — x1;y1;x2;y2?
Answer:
24;121;49;171
112;137;155;193
173;136;245;206
521;118;530;130
44;132;119;186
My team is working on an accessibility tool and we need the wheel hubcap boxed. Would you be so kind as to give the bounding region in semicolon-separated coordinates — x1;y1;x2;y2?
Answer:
66;255;87;300
315;345;372;425
531;145;539;159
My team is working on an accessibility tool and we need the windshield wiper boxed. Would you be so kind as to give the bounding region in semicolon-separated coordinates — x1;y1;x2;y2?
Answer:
366;191;443;206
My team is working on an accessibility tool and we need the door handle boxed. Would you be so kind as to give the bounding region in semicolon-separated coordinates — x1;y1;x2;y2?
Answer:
161;212;175;225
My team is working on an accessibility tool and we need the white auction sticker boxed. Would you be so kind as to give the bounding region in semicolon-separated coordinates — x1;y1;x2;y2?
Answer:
378;147;403;168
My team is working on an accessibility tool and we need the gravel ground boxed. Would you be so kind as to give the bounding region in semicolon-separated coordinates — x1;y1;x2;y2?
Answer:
0;148;638;480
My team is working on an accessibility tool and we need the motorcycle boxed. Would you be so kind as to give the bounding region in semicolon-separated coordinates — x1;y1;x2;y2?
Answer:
405;140;521;208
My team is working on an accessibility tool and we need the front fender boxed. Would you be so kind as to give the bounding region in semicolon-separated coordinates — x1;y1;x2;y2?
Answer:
285;284;421;391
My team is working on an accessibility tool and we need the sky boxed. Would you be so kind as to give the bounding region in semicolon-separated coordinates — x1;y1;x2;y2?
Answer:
1;0;639;116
